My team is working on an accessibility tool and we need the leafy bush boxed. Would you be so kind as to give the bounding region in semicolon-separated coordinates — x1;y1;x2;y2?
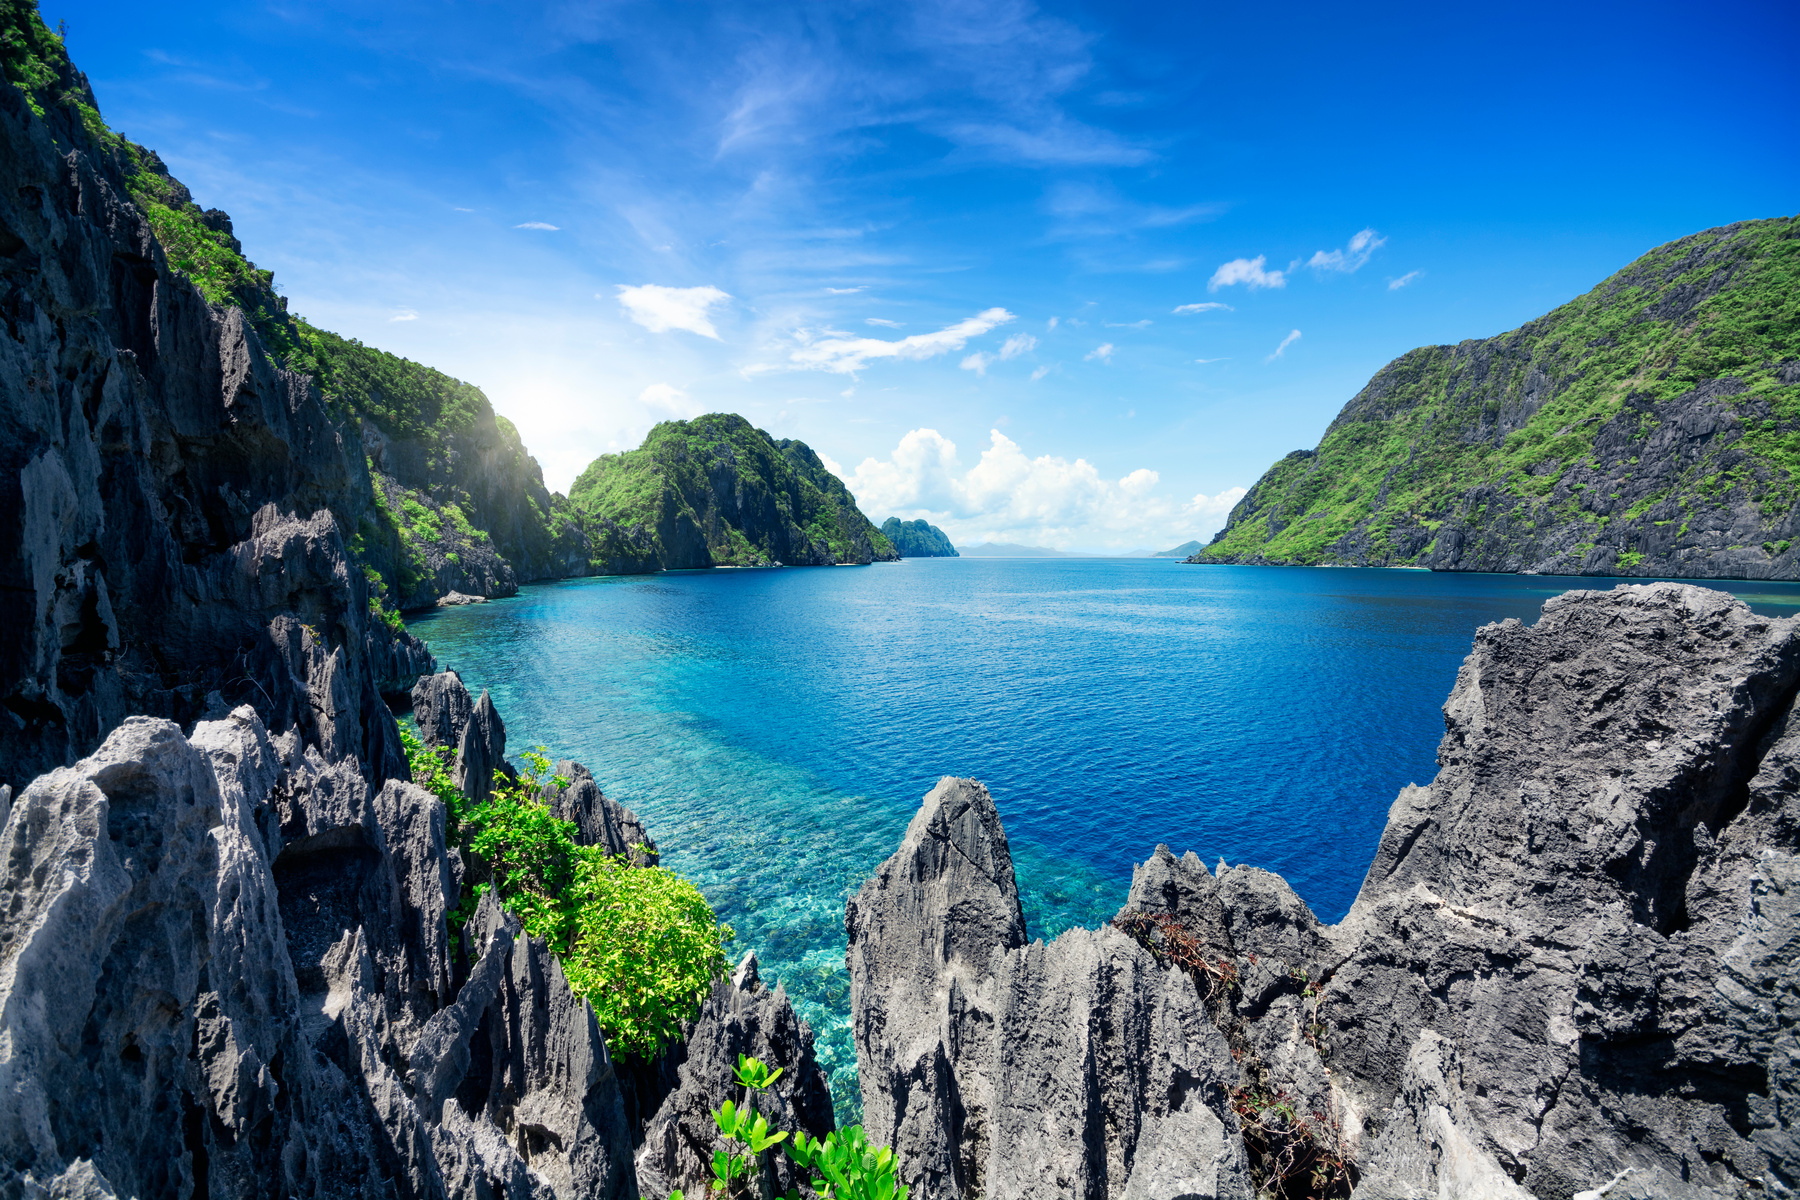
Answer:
400;738;731;1058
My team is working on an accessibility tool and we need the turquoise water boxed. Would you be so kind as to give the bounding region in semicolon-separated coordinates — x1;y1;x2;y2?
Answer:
408;561;1800;1120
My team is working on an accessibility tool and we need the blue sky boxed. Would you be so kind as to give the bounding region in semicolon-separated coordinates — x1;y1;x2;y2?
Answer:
65;0;1799;550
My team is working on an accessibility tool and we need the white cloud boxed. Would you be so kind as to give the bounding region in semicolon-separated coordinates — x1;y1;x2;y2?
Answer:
615;284;733;339
1000;333;1037;359
515;221;561;231
1047;316;1059;330
1194;357;1228;363
1388;270;1424;290
764;307;1015;376
958;334;1034;373
865;317;903;327
1266;329;1302;361
1173;301;1233;314
1307;228;1386;273
389;308;418;322
1208;256;1286;291
1105;319;1151;329
1030;365;1051;381
843;428;1246;549
1085;343;1114;362
1185;487;1247;523
825;286;866;294
638;382;701;417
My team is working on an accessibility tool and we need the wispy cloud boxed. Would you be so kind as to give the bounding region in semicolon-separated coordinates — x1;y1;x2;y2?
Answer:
1042;181;1224;239
1208;256;1286;291
1194;357;1228;363
1266;329;1302;361
1030;364;1051;381
764;307;1015;375
865;317;903;327
515;221;561;230
1308;228;1386;273
389;308;418;322
825;285;866;294
1085;342;1114;362
1388;270;1424;290
961;332;1039;375
1105;319;1151;328
614;284;733;338
1173;301;1233;315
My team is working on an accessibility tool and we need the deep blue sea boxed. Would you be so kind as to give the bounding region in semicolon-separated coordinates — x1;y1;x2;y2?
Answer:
408;560;1800;1119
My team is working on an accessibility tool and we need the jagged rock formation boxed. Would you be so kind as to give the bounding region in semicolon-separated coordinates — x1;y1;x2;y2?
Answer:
635;952;837;1198
1198;217;1800;578
542;761;659;867
851;584;1799;1199
880;518;958;558
0;706;637;1198
846;778;1253;1200
0;34;431;786
568;414;899;569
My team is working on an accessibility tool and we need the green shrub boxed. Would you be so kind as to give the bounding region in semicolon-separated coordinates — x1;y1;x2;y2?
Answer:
400;737;732;1058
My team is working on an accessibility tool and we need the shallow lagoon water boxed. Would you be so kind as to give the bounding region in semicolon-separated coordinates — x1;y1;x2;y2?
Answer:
409;560;1800;1119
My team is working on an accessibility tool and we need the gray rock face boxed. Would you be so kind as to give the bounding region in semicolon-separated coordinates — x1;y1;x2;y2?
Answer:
847;778;1253;1200
634;952;836;1198
1322;582;1800;1198
543;761;659;866
410;671;514;807
0;707;638;1198
850;584;1799;1200
0;73;431;787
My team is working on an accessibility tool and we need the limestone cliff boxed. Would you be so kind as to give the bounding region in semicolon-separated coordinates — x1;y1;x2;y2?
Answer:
850;583;1798;1199
1199;217;1800;578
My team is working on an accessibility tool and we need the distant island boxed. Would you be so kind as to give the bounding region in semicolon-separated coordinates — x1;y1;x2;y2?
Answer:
881;518;958;557
1153;541;1205;558
569;414;898;569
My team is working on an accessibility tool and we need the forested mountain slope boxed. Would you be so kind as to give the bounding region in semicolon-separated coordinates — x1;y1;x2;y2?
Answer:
1199;217;1800;576
568;414;898;568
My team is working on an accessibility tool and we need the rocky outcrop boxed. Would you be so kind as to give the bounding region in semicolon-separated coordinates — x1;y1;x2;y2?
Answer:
0;52;430;786
542;761;658;866
847;778;1253;1200
0;706;636;1199
851;584;1800;1199
634;952;837;1198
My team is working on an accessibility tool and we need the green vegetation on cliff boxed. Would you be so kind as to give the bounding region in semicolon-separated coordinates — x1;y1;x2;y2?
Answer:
569;414;898;569
1201;217;1800;577
2;0;614;607
403;731;731;1058
880;518;959;558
